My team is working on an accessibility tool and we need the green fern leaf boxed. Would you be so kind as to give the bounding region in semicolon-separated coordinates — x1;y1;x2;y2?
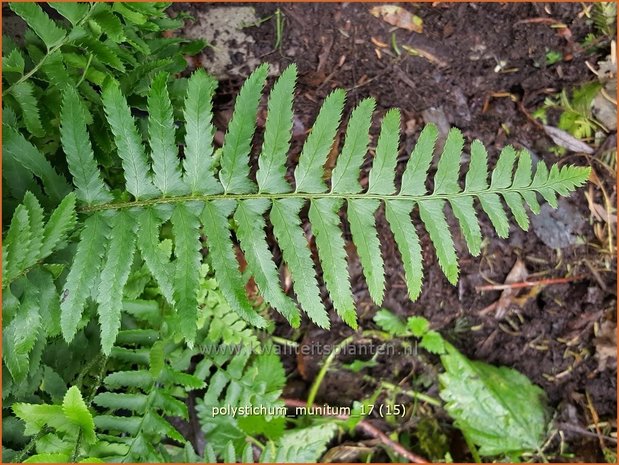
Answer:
433;128;464;195
136;208;175;306
308;198;356;327
147;73;185;196
102;80;159;199
400;123;438;195
3;125;71;202
48;2;90;26
256;64;297;194
418;200;459;284
202;201;267;328
385;200;423;300
62;386;96;444
503;192;530;230
491;146;517;189
60;213;110;343
331;98;376;193
450;196;482;255
465;140;489;191
271;199;329;328
219;63;269;193
171;204;202;345
3;286;41;382
22;191;44;270
3;204;32;285
182;69;220;194
92;10;125;42
479;193;510;238
60;87;113;205
76;36;125;72
294;89;346;193
40;193;77;258
234;199;301;327
3;48;25;74
368;108;400;194
10;81;44;138
96;211;138;355
9;2;66;48
348;199;385;304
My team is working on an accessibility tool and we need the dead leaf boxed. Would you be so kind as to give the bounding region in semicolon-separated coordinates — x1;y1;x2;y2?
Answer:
543;125;595;154
594;320;617;371
370;5;423;33
479;258;533;318
371;36;388;48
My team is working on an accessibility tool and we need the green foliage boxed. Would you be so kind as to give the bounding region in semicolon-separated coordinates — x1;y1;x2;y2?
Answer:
374;310;551;459
439;343;550;458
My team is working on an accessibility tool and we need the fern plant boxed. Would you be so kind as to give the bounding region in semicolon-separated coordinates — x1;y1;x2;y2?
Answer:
49;62;590;353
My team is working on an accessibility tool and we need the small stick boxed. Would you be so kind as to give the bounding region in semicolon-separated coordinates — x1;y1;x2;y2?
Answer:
475;275;584;292
283;398;428;463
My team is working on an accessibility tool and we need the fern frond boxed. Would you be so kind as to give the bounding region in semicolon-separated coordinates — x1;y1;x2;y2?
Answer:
219;63;269;193
48;2;89;26
62;65;591;334
60;87;113;205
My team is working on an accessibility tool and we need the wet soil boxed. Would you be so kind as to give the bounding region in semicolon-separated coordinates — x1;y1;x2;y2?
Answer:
176;2;616;462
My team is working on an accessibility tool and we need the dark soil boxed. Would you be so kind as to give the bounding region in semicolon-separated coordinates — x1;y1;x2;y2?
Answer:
176;3;616;462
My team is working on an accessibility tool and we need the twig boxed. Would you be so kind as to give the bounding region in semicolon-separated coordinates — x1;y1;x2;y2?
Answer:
475;275;584;292
283;398;428;463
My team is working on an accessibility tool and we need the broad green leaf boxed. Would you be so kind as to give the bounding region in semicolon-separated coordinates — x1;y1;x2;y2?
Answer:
10;3;66;48
348;199;384;304
257;64;297;194
418;200;459;284
102;80;159;199
271;199;329;328
12;404;65;436
62;386;96;444
419;330;445;354
439;343;550;456
182;69;220;194
92;10;124;42
272;423;338;463
148;73;185;196
234;199;301;327
433;128;464;195
400;123;439;195
219;63;268;193
171;203;202;345
512;150;532;188
407;315;429;337
331;97;376;193
136;208;175;306
294;89;345;193
309;198;356;328
503;192;529;230
385;199;423;300
61;213;110;342
61;87;113;205
368;108;400;194
96;211;137;354
201;201;267;328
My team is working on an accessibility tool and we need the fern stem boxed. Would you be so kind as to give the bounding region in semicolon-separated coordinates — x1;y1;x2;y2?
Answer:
3;4;96;97
306;330;390;408
78;176;587;214
76;54;94;88
373;379;442;408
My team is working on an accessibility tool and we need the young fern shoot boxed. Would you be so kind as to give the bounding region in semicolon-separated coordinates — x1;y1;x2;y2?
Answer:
58;63;590;352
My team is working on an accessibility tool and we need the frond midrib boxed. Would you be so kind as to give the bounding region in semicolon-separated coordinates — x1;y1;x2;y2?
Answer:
79;181;574;214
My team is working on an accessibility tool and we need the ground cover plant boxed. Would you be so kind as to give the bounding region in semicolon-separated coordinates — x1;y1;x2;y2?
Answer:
2;2;615;463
